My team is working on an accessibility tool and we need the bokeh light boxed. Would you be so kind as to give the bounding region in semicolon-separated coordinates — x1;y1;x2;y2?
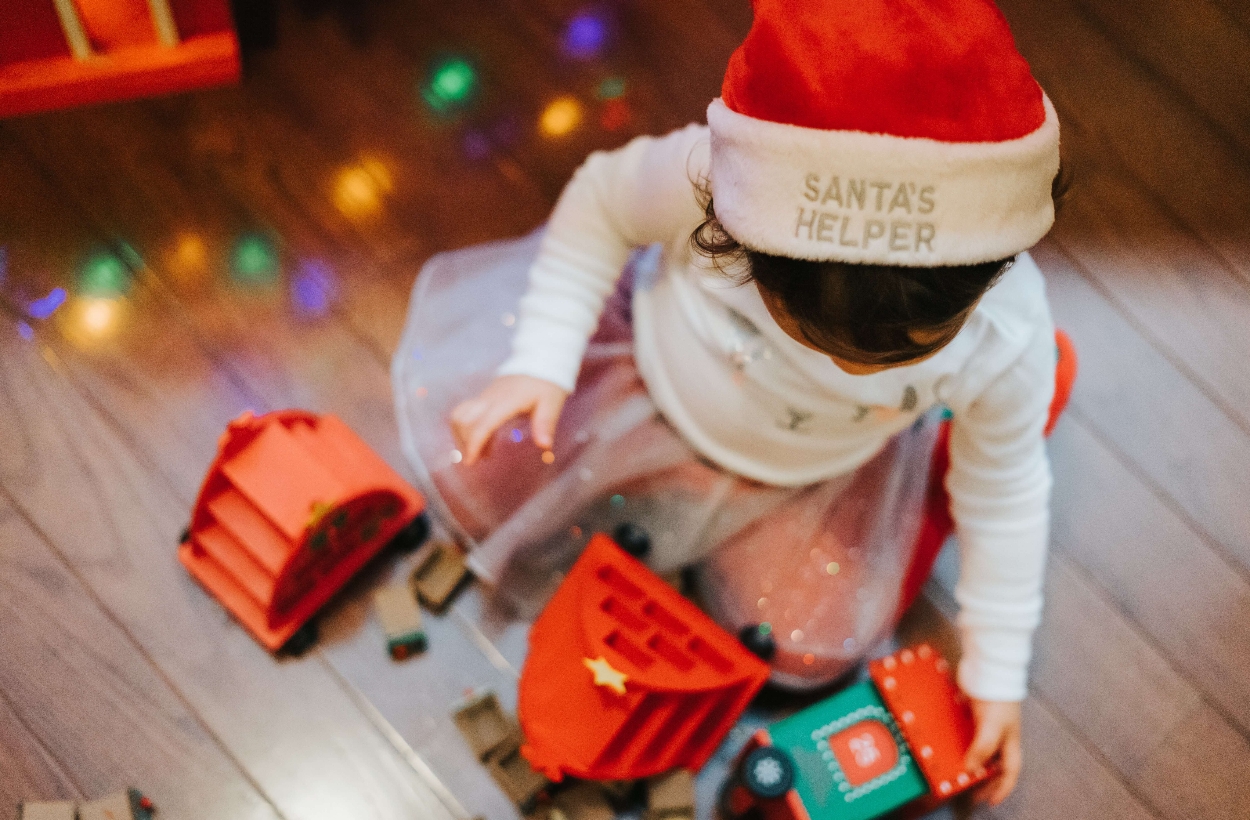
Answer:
600;98;631;131
73;296;123;339
334;158;393;220
462;130;491;162
562;10;609;60
27;287;67;320
168;233;210;284
17;321;33;341
231;233;280;287
422;57;478;113
540;97;584;138
596;77;625;100
78;251;131;297
290;259;338;319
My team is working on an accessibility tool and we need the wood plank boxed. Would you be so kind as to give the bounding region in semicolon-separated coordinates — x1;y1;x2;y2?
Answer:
986;698;1157;820
0;499;276;817
1133;704;1250;820
0;317;455;820
1076;0;1250;152
1039;245;1250;580
1044;170;1250;432
0;695;81;809
998;0;1250;279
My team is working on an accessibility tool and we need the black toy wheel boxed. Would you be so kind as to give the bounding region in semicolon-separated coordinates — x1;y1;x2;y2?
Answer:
738;623;777;662
280;619;319;656
179;525;191;544
741;746;795;800
389;512;431;554
612;522;651;558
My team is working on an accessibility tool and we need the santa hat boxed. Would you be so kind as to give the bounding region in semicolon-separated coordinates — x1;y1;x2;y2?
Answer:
707;0;1060;267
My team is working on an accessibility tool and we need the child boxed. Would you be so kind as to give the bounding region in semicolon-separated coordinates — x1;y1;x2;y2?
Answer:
394;0;1063;805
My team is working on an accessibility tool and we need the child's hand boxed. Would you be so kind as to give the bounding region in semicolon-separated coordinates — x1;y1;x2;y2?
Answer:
965;698;1023;806
450;375;569;466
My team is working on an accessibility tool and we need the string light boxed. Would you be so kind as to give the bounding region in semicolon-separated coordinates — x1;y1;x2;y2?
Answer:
231;234;280;287
73;296;123;338
290;259;338;318
334;158;393;220
27;287;67;320
169;234;209;284
600;98;630;131
562;10;609;60
423;57;478;113
462;130;491;162
78;251;131;297
540;97;583;137
596;77;626;99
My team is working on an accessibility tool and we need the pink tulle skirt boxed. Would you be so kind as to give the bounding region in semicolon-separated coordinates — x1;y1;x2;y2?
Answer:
392;230;939;687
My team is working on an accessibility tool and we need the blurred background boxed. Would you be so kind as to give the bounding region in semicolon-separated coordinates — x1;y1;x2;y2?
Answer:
1;1;1248;819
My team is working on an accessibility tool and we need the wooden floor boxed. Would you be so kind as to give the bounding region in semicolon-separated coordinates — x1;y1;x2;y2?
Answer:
2;1;1249;818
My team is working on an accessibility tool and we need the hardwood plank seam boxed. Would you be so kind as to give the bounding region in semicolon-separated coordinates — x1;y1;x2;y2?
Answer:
317;655;470;820
0;686;87;801
1048;238;1250;437
1025;688;1171;820
1069;0;1250;163
0;484;291;820
1046;542;1250;750
1064;407;1250;591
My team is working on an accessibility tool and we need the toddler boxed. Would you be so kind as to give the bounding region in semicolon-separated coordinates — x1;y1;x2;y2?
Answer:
395;0;1063;804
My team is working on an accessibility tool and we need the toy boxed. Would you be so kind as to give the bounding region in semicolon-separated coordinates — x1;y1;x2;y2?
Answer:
518;532;771;782
180;409;428;654
452;690;552;813
78;790;156;820
0;0;239;118
720;645;992;820
22;789;156;820
372;583;427;659
410;540;471;611
646;769;695;820
548;783;615;820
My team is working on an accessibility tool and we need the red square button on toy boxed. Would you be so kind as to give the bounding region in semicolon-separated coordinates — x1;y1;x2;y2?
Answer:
828;719;900;787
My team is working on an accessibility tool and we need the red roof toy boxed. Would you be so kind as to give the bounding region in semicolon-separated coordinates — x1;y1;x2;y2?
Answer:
719;644;993;820
180;409;428;654
518;533;771;782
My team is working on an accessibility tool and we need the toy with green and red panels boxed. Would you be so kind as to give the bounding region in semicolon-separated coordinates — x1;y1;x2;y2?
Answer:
720;644;995;820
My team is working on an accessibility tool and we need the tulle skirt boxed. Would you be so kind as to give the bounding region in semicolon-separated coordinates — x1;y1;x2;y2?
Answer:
392;230;939;688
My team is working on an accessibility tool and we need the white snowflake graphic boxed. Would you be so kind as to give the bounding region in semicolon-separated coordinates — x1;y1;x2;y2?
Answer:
753;756;785;786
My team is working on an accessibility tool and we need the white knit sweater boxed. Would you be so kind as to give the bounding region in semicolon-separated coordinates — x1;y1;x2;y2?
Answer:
499;125;1055;702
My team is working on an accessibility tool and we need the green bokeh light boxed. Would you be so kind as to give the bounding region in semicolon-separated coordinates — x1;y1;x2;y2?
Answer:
231;234;280;286
596;77;626;100
423;58;478;112
78;252;131;297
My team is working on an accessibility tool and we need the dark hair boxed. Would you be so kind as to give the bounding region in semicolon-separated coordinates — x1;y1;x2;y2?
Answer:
689;169;1069;366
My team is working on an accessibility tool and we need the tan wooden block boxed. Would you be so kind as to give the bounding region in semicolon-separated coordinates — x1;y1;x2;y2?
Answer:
19;802;77;820
372;583;426;659
410;541;470;611
452;690;515;761
646;769;694;820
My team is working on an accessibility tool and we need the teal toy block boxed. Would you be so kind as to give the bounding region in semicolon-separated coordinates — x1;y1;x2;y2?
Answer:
766;681;928;820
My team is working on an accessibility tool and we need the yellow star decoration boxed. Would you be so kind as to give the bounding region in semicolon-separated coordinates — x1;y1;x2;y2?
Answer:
306;501;334;530
583;656;628;695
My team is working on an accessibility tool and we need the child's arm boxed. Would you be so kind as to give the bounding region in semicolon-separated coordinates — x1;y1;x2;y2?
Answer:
453;125;709;462
946;316;1057;803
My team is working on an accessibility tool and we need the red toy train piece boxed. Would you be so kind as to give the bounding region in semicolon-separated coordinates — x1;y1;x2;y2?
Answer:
180;409;427;653
519;533;771;781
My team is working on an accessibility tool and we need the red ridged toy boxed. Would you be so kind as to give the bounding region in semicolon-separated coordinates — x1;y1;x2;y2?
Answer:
180;409;427;653
518;533;771;781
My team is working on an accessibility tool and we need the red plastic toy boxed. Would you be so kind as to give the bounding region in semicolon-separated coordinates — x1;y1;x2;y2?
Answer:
518;533;771;782
721;645;992;820
0;0;239;118
180;409;428;653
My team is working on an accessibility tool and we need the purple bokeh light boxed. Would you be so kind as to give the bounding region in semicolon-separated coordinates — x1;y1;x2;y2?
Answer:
290;259;339;318
27;286;67;320
562;10;609;60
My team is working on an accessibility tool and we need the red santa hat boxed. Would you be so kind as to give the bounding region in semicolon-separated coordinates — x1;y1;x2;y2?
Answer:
707;0;1060;267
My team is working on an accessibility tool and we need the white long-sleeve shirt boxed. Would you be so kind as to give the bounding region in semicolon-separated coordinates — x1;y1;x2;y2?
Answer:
499;125;1054;702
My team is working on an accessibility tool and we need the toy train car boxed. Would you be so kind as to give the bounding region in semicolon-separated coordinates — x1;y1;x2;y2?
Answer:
180;409;428;653
721;645;992;820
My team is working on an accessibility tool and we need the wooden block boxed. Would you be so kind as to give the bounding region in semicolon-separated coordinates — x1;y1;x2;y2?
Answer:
372;584;427;660
646;769;694;820
486;742;550;813
452;691;515;761
551;782;614;820
18;802;77;820
411;541;471;612
78;789;147;820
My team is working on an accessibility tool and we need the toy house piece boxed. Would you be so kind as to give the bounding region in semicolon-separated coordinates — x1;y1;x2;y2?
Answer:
453;690;550;812
410;540;471;612
78;790;156;820
372;583;427;660
0;0;240;118
180;409;427;653
518;533;771;782
722;645;991;820
18;802;76;820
